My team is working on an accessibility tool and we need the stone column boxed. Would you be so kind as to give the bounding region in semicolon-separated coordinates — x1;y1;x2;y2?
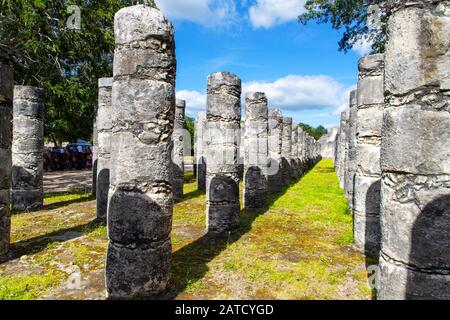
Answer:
335;110;349;189
243;92;268;210
96;78;112;220
205;72;241;234
378;0;450;300
238;123;245;180
268;109;283;193
195;112;206;191
345;90;358;208
353;54;384;258
0;49;13;262
297;127;305;176
291;124;299;180
11;86;44;211
172;99;186;200
281;117;292;186
105;5;176;299
92;116;98;196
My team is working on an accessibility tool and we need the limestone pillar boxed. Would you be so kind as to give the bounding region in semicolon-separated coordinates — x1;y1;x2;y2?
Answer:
0;49;13;262
105;5;176;299
335;110;349;189
291;124;299;179
11;86;44;211
172;99;186;200
205;72;241;233
92;116;98;196
243;92;268;210
195;112;206;191
297;127;305;176
96;78;112;220
378;0;450;300
345;90;358;208
268;109;283;193
281;117;292;186
353;54;384;258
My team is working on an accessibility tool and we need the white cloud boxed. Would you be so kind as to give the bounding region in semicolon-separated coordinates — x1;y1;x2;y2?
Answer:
352;37;373;56
177;90;207;115
243;75;352;112
155;0;238;27
249;0;307;29
178;75;355;125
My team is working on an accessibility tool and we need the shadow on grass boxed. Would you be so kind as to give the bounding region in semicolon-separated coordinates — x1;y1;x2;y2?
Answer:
161;162;320;299
7;219;105;261
42;190;95;211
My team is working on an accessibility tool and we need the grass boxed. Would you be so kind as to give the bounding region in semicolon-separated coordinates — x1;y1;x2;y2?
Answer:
0;159;371;300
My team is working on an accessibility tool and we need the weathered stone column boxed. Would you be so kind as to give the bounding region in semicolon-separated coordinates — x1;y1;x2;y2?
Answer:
172;99;186;200
243;92;268;210
268;109;283;193
0;48;13;262
195;112;206;191
335;110;349;189
92;116;98;196
96;78;112;220
238;123;245;180
106;5;176;299
345;90;358;208
378;0;450;300
291;124;299;180
205;72;241;233
353;54;384;258
281;117;292;186
297;127;305;176
11;86;44;211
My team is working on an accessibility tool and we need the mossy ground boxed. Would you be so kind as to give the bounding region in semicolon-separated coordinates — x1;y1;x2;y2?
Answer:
0;159;372;300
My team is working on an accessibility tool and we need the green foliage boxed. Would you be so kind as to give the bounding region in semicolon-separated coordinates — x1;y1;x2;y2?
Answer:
299;0;388;53
0;272;62;300
185;116;195;155
0;0;155;145
299;123;328;140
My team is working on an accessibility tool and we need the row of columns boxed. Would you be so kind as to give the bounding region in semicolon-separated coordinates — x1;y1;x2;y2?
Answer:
334;0;450;300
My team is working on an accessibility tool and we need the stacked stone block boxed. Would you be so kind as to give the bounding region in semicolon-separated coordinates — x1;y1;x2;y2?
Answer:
378;0;450;300
345;90;358;209
290;124;299;179
11;86;45;211
96;78;113;220
0;48;13;262
268;109;283;193
281;117;292;186
195;112;206;191
106;5;176;299
243;92;268;210
335;110;349;189
205;72;241;234
172;99;186;200
353;54;384;258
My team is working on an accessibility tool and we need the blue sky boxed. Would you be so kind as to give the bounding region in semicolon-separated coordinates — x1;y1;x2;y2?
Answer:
155;0;371;128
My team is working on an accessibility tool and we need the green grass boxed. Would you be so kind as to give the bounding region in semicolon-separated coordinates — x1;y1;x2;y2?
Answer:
2;162;371;300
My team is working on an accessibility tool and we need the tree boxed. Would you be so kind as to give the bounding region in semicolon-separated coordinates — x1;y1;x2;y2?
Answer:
0;0;156;146
299;0;388;54
299;123;328;141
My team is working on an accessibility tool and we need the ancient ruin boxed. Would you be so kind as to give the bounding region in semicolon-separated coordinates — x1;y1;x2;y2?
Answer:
205;71;241;233
281;117;292;186
173;99;186;201
377;0;450;300
95;78;112;220
243;92;268;210
105;5;176;299
11;86;45;211
268;109;283;193
195;111;206;191
353;54;384;258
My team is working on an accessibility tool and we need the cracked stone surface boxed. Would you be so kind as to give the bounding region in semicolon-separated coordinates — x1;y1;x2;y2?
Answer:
243;92;268;210
378;0;450;300
95;78;112;221
172;99;186;201
205;71;241;234
268;109;283;194
11;86;44;212
105;5;176;299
